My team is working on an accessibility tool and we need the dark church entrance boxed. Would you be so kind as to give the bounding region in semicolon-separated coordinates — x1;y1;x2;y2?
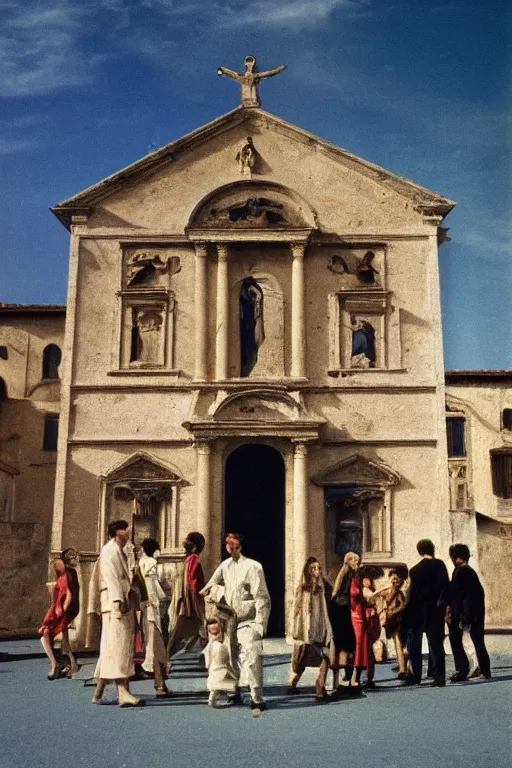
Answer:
224;443;285;636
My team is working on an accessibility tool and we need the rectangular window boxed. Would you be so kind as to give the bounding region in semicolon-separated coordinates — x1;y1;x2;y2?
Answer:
446;417;466;457
502;409;512;431
491;451;512;499
43;413;59;451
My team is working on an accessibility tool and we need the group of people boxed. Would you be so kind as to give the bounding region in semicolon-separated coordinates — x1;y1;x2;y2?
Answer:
289;538;491;701
39;523;491;711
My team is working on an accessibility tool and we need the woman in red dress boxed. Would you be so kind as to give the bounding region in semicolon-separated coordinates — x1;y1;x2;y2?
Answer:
349;560;369;687
38;557;78;679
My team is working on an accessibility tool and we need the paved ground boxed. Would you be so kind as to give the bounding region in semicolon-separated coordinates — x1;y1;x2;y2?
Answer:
1;636;511;768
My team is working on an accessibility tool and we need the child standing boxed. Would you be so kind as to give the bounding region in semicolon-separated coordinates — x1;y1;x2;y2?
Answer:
203;609;239;707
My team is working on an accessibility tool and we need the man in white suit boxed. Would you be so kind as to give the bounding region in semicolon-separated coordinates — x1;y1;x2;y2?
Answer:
201;532;271;712
92;519;145;707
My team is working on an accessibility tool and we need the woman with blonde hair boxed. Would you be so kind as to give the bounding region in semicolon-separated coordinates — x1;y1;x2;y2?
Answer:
329;552;359;690
288;556;333;702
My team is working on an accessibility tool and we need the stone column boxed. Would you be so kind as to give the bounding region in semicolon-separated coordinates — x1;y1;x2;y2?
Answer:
216;243;229;380
291;243;306;379
293;442;309;582
195;441;211;570
194;243;208;381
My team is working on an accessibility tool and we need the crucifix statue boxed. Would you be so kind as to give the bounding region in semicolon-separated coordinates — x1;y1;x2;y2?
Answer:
217;55;286;107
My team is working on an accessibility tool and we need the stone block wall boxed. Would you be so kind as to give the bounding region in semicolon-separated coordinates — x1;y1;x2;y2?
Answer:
0;522;49;635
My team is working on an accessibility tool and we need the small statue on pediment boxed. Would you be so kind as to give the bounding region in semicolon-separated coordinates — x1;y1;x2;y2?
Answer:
236;137;256;177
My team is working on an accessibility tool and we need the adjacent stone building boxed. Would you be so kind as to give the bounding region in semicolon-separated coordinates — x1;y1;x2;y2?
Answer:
0;304;65;633
445;371;512;628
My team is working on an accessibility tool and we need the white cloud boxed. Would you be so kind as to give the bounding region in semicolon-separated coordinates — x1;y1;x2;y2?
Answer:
0;136;36;154
0;3;92;97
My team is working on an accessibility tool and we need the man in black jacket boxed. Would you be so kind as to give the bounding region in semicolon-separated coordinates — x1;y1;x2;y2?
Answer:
402;539;451;687
447;543;491;682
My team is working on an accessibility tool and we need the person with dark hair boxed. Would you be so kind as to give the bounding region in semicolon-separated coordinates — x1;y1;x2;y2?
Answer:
201;532;271;714
288;557;333;702
92;519;145;707
447;544;491;682
38;558;78;680
402;539;450;687
59;547;80;677
139;538;171;697
168;531;206;659
374;569;408;678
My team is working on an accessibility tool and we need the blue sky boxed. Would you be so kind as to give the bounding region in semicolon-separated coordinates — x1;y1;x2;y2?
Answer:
0;0;510;369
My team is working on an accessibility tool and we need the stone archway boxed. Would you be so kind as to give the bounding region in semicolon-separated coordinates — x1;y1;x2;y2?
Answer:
224;443;285;636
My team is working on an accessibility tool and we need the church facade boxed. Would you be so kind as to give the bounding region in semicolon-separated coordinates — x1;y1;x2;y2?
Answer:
47;99;457;639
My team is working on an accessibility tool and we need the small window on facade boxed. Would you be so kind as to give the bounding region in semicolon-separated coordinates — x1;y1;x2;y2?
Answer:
43;413;59;451
42;344;62;380
503;409;512;431
0;346;7;360
0;377;7;401
446;417;466;457
490;450;512;499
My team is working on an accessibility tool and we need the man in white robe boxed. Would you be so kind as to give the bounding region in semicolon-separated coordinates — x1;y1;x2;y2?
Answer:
139;538;171;697
92;519;145;707
201;532;271;711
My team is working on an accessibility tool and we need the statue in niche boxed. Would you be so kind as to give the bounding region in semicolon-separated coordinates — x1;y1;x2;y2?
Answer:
350;314;376;369
328;251;379;285
356;251;379;284
236;137;256;177
127;252;181;286
239;277;265;377
130;309;163;364
217;55;286;108
227;197;285;225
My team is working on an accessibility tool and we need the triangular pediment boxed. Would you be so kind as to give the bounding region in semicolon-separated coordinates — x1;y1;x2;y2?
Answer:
311;453;400;488
51;107;454;230
105;451;184;483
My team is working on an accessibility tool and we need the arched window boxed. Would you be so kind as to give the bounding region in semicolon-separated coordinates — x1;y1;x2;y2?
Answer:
0;378;7;401
42;344;61;380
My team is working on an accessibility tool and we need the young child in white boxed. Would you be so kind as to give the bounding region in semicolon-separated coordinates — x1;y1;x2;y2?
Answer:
203;617;238;707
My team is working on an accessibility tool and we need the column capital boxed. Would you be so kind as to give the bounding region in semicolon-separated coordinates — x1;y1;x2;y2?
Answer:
193;242;209;258
290;242;306;260
293;442;308;458
216;243;229;261
194;440;212;455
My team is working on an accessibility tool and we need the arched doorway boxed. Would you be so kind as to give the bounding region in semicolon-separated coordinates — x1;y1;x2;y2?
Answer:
224;443;285;636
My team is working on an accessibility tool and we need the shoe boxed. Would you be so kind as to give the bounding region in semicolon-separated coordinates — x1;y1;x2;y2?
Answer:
427;679;446;687
449;672;468;683
401;674;421;686
155;688;172;698
363;680;377;689
47;670;58;681
315;684;329;702
250;699;267;711
397;672;408;681
227;690;244;706
475;672;491;680
120;699;146;708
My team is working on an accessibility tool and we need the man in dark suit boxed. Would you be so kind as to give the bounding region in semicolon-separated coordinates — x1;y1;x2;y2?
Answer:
402;539;451;686
447;543;491;682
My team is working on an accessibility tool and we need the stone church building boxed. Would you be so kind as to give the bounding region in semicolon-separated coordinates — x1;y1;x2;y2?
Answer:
1;66;510;638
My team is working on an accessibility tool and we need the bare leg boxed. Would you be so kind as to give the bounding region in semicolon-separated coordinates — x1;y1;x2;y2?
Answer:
393;632;407;675
353;666;363;685
116;678;143;707
61;629;78;675
315;657;329;700
92;678;106;704
40;633;57;676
